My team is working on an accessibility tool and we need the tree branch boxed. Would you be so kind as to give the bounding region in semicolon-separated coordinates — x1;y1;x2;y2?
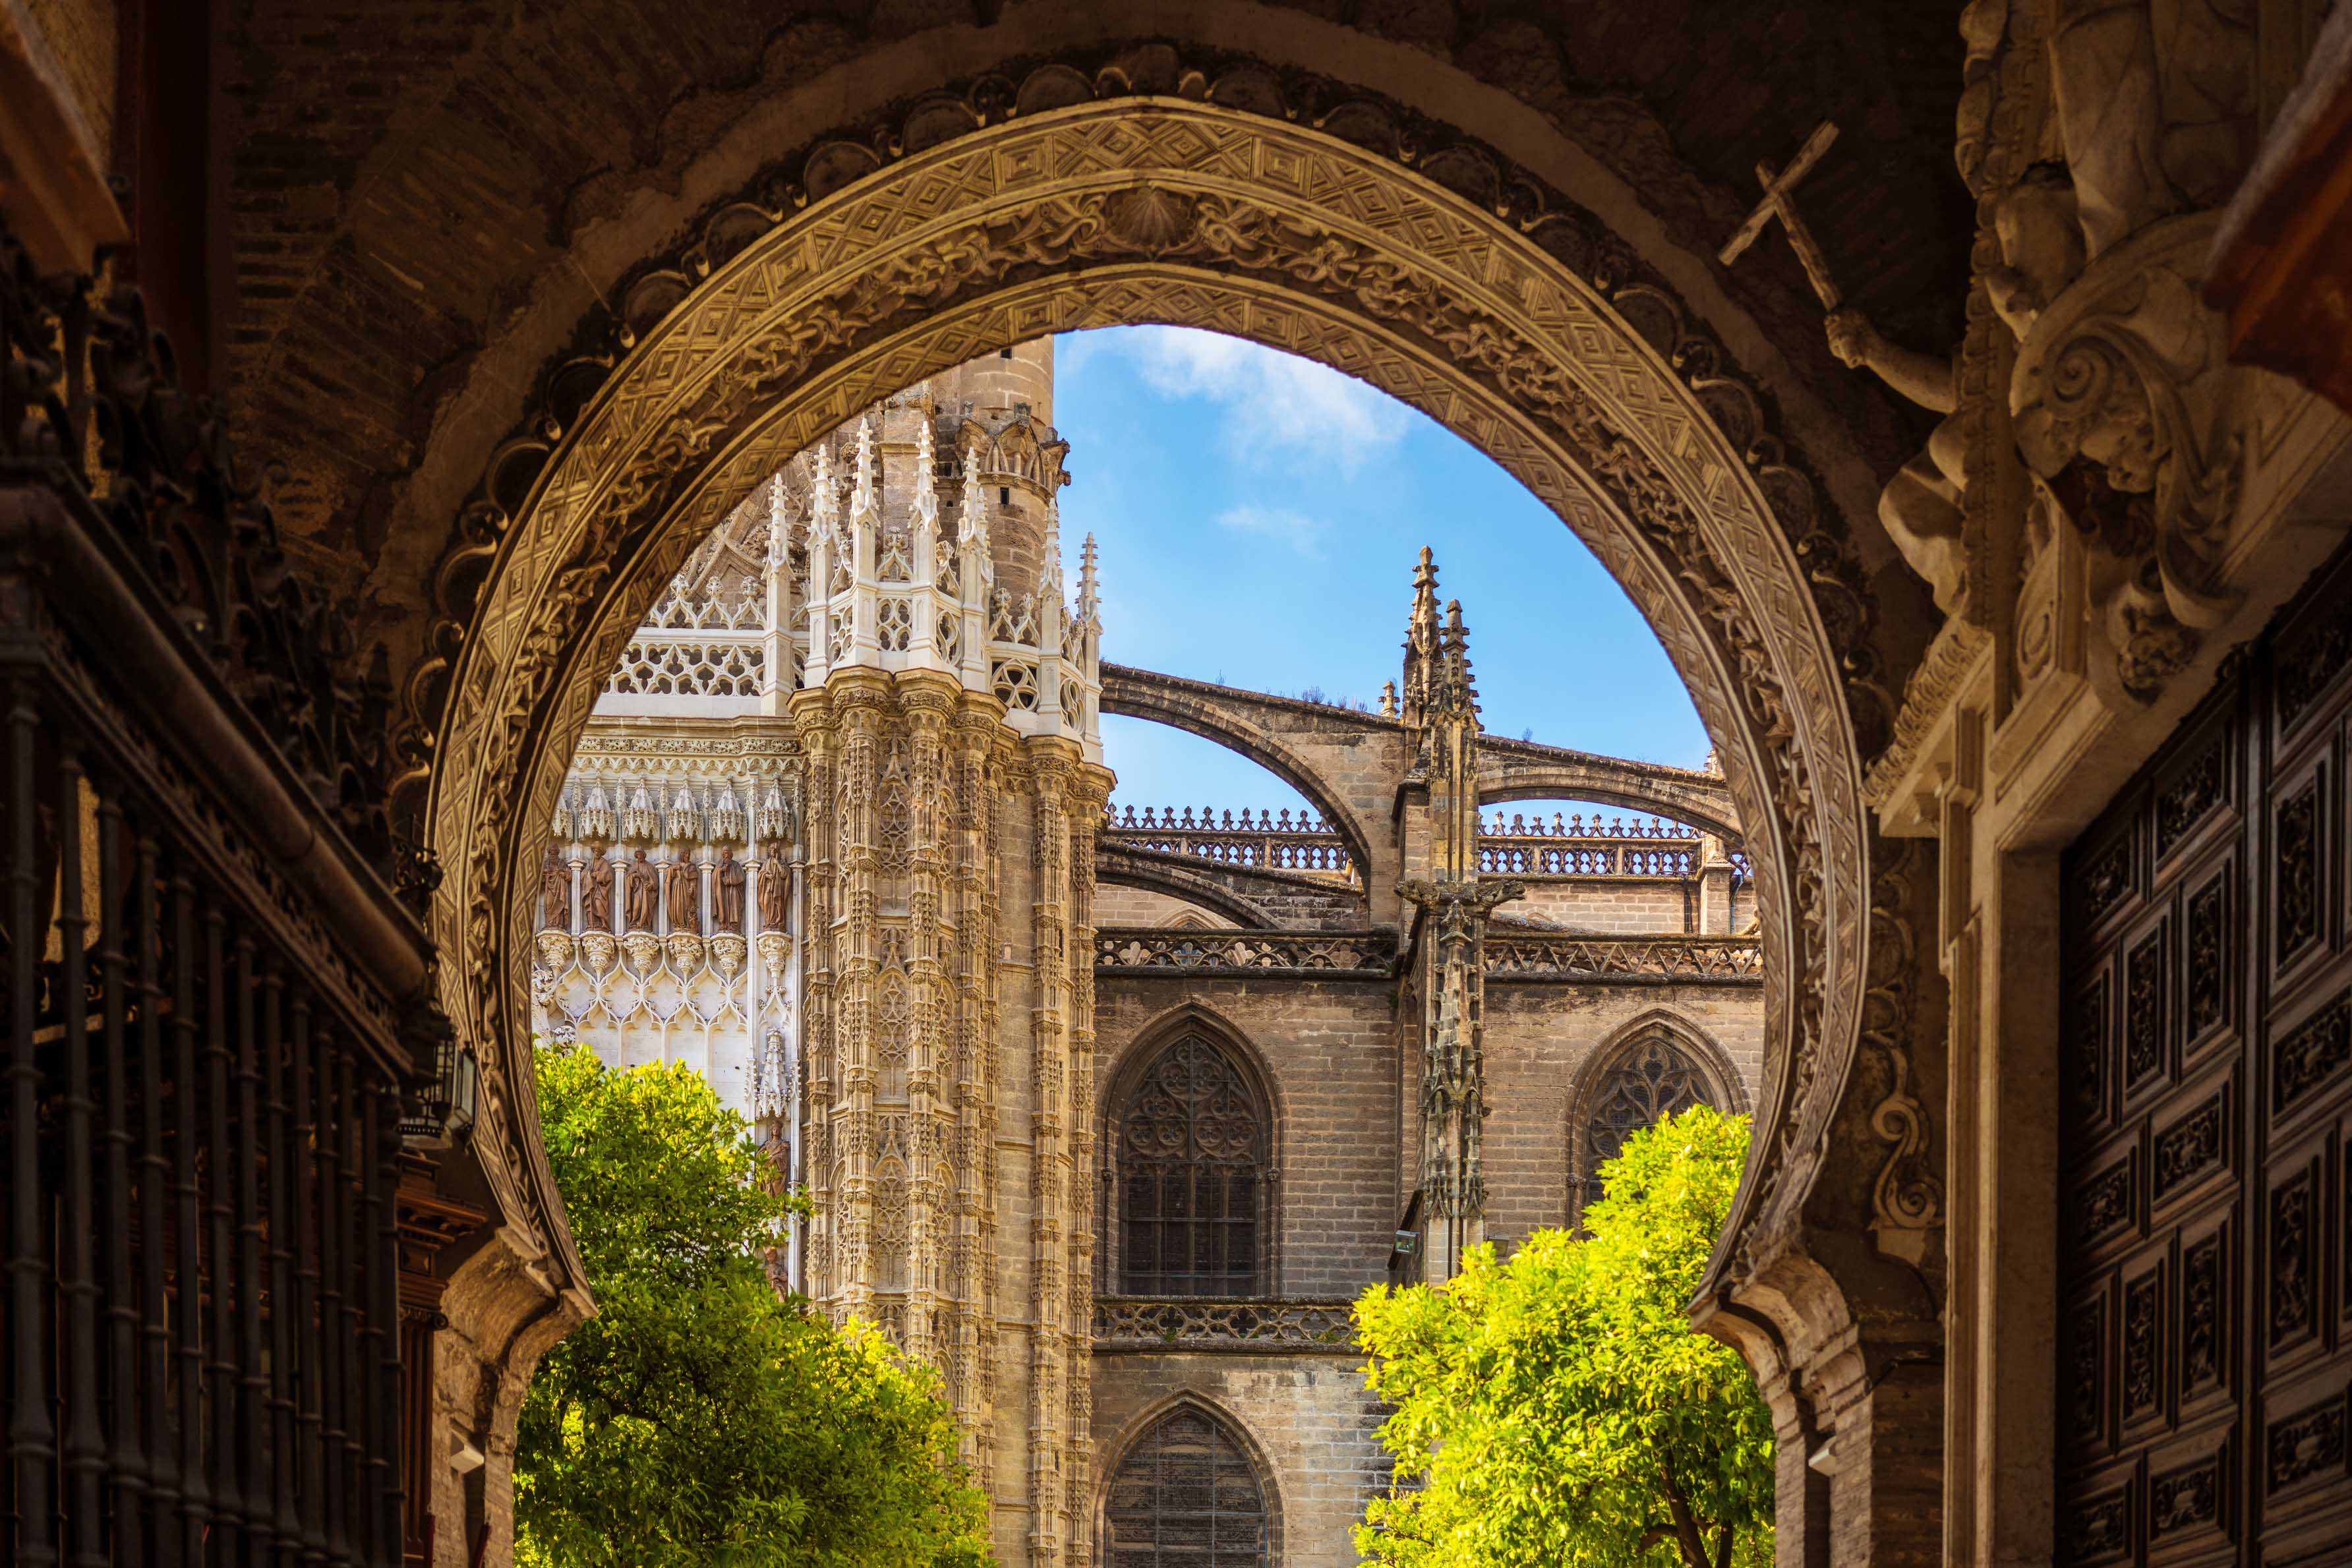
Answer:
1655;1454;1713;1568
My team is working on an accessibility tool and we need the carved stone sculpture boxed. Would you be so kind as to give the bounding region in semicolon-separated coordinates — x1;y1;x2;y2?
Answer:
664;857;700;934
715;847;746;933
581;852;615;931
2010;212;2242;699
540;846;571;931
623;848;660;931
2048;0;2255;259
1827;165;2086;614
757;848;790;932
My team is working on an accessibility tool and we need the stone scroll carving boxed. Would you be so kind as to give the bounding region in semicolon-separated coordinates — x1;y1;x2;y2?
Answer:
2011;213;2247;701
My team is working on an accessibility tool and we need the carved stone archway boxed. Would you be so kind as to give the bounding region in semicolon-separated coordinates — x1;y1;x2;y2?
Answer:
405;87;1939;1563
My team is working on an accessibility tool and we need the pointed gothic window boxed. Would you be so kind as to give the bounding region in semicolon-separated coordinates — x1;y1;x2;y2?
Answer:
1117;1034;1268;1297
1579;1030;1713;1214
1103;1407;1271;1567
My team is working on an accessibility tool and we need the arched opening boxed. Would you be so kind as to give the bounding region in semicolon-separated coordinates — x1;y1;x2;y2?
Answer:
1102;1403;1275;1568
1565;1014;1750;1225
1109;1030;1275;1299
401;81;1913;1568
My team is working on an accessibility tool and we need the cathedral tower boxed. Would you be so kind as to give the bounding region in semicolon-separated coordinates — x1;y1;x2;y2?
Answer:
535;341;1108;1567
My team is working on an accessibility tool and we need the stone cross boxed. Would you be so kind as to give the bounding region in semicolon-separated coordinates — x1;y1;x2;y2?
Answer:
1718;121;1844;309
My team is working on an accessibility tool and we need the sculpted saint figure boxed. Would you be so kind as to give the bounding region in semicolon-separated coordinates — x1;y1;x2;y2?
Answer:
581;852;615;931
623;849;660;932
1825;165;2084;615
757;848;790;933
664;857;701;935
715;848;747;933
540;847;572;931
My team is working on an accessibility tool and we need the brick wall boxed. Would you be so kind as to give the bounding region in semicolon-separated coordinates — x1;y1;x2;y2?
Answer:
1096;975;1405;1296
1092;883;1233;927
1091;1352;1390;1568
1479;980;1766;1246
1508;877;1693;932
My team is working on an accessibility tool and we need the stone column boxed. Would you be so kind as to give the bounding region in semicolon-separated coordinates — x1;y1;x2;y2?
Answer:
790;687;840;1302
1062;759;1112;1567
949;696;1001;1475
832;677;886;1323
1023;740;1077;1568
902;674;957;1381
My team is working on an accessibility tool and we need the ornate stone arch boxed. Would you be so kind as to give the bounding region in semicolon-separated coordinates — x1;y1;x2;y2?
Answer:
398;81;1939;1532
1565;1008;1750;1223
1097;1391;1285;1568
1098;1004;1284;1298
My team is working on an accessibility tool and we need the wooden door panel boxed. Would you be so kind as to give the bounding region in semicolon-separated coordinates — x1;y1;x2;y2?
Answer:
2061;538;2352;1563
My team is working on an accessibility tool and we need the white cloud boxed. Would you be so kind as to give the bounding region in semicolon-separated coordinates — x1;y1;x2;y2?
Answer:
1122;326;1409;471
1215;502;1332;557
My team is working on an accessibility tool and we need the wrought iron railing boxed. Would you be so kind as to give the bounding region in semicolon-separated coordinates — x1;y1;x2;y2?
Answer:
4;219;436;1566
1094;927;1399;976
1091;1296;1361;1354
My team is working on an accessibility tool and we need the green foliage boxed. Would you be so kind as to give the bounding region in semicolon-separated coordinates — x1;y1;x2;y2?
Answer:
515;1046;994;1568
1353;1105;1773;1568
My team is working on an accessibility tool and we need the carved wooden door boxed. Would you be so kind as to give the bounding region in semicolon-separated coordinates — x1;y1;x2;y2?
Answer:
2059;543;2352;1565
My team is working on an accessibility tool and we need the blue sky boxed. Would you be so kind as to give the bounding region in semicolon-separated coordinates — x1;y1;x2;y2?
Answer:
1052;327;1709;815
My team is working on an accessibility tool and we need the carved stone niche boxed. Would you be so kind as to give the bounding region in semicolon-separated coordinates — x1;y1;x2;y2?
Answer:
2012;212;2251;705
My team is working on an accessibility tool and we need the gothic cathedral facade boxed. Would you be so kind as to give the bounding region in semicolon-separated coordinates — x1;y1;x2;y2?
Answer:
530;342;1767;1565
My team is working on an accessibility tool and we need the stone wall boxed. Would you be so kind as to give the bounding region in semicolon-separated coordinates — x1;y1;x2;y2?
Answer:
1096;975;1407;1296
1508;878;1693;933
1091;1353;1390;1568
1479;979;1766;1246
1092;882;1233;928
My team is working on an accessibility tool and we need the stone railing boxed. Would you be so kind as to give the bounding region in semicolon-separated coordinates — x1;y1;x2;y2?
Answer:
1095;927;1399;977
1483;933;1764;983
1102;805;1356;881
1092;1296;1361;1354
1477;840;1700;877
1480;809;1695;838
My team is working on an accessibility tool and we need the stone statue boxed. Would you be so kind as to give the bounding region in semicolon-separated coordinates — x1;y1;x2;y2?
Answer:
2048;0;2255;260
715;848;746;933
623;848;659;931
1825;165;2085;614
664;857;700;935
757;847;790;932
581;852;615;930
540;846;571;931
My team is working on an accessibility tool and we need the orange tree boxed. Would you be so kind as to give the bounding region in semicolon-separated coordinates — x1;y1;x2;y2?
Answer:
1353;1105;1773;1568
515;1047;992;1567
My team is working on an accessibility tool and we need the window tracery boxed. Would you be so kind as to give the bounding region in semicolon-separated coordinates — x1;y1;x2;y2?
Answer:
1577;1029;1715;1213
1116;1034;1268;1298
1103;1407;1270;1568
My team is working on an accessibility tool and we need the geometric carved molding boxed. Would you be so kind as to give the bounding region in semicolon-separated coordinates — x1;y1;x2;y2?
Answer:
409;88;1900;1339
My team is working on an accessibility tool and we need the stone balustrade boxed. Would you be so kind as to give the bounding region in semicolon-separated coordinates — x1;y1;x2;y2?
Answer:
1091;1296;1361;1355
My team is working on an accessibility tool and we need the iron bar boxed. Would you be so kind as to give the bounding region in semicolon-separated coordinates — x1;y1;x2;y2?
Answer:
169;857;209;1565
7;683;58;1565
55;743;108;1568
96;782;150;1565
135;828;181;1567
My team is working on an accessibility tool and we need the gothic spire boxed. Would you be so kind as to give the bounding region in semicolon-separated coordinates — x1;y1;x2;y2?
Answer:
958;439;990;552
850;416;877;522
912;417;939;531
1402;545;1443;732
809;442;837;542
